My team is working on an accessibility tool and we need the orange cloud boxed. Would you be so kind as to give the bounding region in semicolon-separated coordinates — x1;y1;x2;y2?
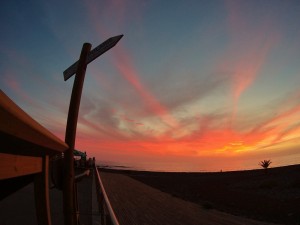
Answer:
67;0;300;172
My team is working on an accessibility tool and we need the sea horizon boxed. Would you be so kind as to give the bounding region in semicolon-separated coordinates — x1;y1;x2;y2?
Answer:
97;158;300;173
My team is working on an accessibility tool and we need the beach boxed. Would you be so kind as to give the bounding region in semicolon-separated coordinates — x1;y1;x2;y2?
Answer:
100;164;300;224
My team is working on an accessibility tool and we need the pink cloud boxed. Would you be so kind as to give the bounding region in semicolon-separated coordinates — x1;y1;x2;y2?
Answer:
220;1;280;127
225;0;279;101
113;45;178;127
3;72;36;107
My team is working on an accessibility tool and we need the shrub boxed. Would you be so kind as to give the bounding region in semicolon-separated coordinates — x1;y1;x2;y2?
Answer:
259;160;272;170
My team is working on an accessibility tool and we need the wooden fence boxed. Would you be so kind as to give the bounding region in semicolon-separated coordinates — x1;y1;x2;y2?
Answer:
0;90;68;225
94;165;120;225
0;90;120;225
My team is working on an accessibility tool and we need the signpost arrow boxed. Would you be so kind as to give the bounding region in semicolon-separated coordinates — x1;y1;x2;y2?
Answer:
63;34;123;81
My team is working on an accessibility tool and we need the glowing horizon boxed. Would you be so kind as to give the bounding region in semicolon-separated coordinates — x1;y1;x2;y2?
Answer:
1;0;300;171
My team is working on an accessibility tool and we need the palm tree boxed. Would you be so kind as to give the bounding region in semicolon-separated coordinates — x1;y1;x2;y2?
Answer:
259;160;272;172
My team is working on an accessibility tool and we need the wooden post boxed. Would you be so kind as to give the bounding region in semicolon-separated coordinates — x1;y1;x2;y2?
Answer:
34;155;51;225
63;43;92;225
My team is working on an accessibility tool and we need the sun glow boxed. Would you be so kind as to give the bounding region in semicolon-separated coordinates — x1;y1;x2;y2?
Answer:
1;0;300;171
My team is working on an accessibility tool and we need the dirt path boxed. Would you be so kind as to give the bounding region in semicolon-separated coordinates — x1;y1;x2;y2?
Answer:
100;171;277;225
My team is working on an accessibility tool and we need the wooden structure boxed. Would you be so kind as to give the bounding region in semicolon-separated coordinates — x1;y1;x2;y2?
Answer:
63;35;123;225
0;90;68;225
63;43;92;225
94;166;120;225
1;35;123;225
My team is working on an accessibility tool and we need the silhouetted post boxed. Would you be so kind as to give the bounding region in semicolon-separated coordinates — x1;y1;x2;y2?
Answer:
62;35;123;225
63;43;91;225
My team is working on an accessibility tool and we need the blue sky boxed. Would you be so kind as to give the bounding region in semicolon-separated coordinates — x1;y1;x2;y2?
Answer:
1;0;300;171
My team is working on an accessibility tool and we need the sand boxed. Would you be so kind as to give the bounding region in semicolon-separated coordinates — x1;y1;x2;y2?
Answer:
101;164;300;225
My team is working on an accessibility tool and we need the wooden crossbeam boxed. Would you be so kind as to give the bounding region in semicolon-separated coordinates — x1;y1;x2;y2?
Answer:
0;153;42;180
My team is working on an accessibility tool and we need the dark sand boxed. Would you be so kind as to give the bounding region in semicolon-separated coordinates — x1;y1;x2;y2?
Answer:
100;171;275;225
101;164;300;225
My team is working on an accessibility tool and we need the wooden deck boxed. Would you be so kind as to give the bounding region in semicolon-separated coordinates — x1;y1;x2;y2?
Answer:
99;171;277;225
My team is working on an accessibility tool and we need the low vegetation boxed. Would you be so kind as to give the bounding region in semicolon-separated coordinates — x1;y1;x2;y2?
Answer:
259;160;272;171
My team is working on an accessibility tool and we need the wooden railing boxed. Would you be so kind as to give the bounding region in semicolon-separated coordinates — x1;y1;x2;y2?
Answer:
0;90;68;225
94;165;120;225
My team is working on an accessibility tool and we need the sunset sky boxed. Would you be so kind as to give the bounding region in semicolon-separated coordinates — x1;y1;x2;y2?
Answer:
1;0;300;171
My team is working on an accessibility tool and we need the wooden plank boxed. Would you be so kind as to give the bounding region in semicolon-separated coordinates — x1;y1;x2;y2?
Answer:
0;153;42;180
34;155;51;225
0;90;68;156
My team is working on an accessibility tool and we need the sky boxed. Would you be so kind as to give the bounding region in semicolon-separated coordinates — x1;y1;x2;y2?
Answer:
1;0;300;172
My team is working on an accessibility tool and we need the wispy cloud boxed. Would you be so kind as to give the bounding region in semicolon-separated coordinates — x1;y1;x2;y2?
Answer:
219;0;280;128
113;46;178;127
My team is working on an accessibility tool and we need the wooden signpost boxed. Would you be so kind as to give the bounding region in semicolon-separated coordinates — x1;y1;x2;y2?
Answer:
63;35;123;81
63;35;123;225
